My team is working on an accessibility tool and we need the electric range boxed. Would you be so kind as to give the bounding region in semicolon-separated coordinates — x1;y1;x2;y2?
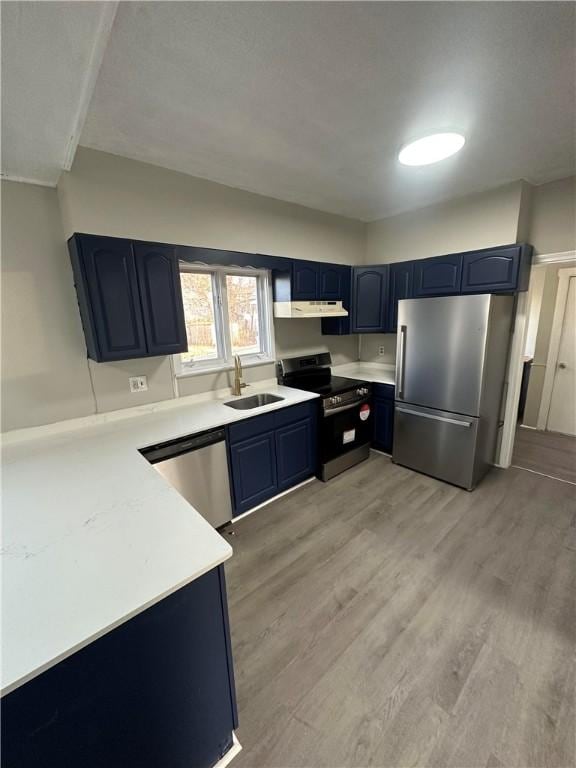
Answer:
277;353;372;480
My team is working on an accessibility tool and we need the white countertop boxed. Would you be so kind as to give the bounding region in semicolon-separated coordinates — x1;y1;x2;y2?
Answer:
333;362;396;386
1;381;318;696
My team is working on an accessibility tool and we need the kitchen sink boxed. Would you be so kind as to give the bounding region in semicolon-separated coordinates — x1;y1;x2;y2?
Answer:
224;393;285;410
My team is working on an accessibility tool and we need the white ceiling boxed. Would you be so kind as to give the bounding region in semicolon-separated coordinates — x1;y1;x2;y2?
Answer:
1;1;117;187
3;2;575;220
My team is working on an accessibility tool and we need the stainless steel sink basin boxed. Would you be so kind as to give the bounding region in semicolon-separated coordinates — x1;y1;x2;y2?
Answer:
224;393;285;410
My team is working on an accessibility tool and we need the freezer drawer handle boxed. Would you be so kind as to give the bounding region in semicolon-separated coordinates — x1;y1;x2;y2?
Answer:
396;325;407;400
396;407;472;428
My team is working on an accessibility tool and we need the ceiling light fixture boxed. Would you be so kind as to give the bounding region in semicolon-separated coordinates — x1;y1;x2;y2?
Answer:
398;132;465;166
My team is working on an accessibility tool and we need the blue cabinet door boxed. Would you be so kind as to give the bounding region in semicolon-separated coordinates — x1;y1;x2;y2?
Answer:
134;243;188;356
413;254;463;297
276;418;315;492
321;265;352;335
73;235;148;361
318;264;348;300
387;261;414;332
351;266;389;332
461;245;532;293
230;431;278;515
292;262;319;300
373;397;394;453
1;566;237;768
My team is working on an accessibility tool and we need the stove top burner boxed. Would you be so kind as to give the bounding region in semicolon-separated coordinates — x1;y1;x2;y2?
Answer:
292;375;369;397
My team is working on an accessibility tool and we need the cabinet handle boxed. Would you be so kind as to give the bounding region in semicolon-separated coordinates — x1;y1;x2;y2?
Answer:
396;407;472;428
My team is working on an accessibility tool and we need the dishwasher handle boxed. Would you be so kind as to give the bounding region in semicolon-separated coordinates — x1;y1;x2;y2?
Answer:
141;427;226;464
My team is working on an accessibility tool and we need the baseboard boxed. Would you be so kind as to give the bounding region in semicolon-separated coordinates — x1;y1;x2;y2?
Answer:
214;733;242;768
230;476;316;524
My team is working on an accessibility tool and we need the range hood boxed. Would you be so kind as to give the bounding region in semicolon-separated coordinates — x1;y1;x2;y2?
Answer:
273;300;348;319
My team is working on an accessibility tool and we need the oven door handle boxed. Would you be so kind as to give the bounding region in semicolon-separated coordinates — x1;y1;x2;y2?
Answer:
323;397;370;417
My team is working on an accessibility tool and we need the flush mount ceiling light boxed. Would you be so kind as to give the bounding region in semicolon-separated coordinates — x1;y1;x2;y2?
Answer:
398;132;466;166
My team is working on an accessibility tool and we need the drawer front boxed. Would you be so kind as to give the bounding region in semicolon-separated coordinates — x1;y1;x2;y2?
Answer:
273;400;317;428
227;412;276;444
393;404;479;490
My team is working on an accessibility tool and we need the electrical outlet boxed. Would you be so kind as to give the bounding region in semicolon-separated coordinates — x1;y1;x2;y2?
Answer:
378;345;386;356
129;376;148;393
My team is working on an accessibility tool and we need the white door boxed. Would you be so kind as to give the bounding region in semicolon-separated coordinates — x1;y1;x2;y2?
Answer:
547;276;576;435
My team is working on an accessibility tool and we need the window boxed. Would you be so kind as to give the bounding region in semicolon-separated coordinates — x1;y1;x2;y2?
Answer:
175;264;275;375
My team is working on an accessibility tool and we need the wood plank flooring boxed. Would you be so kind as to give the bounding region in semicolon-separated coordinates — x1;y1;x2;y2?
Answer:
513;426;576;484
224;453;575;768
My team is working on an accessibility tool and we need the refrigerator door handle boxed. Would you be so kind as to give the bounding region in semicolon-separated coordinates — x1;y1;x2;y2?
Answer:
396;324;407;399
396;407;473;428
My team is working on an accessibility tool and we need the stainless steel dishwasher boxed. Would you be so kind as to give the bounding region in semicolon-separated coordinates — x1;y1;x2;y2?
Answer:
141;427;233;529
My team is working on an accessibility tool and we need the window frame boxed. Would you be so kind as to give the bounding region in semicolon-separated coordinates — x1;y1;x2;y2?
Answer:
174;263;276;378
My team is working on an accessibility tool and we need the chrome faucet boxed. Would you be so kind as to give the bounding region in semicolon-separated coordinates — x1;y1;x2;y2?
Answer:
231;355;247;396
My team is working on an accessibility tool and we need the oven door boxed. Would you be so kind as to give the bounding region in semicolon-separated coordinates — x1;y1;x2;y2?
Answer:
320;399;372;465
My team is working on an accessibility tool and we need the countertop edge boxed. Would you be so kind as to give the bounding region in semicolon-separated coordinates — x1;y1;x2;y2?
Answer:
1;547;233;698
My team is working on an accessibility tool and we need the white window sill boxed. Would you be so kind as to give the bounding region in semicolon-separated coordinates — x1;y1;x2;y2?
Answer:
175;357;276;379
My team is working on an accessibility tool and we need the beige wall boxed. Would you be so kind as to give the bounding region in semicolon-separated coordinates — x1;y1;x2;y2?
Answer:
3;152;574;432
59;148;365;264
523;259;576;427
2;151;365;430
360;180;529;363
365;181;525;264
528;177;576;256
360;176;575;366
1;181;95;430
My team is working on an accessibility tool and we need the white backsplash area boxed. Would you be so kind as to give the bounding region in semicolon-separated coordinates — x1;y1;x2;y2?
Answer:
359;334;397;365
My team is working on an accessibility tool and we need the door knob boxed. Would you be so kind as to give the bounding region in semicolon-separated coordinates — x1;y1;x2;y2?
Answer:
558;362;567;369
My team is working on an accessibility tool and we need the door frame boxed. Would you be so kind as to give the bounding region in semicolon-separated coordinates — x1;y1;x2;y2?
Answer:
536;266;576;431
497;250;576;467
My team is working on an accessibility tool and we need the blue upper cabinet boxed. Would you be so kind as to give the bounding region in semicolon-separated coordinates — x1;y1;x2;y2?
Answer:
387;261;414;332
292;261;319;300
133;243;188;356
461;244;532;293
320;264;352;335
69;235;148;361
318;264;348;300
227;401;317;515
413;254;463;297
351;266;389;332
69;234;188;362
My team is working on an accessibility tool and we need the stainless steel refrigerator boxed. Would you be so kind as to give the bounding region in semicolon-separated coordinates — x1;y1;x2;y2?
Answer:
393;294;514;490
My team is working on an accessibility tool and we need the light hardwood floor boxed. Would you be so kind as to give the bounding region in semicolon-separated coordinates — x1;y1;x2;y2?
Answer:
513;427;576;484
224;452;575;768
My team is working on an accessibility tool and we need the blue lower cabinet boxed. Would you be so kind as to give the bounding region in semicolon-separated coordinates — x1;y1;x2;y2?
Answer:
372;384;395;453
1;566;237;768
229;431;278;515
276;419;315;492
373;398;395;453
228;403;317;515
